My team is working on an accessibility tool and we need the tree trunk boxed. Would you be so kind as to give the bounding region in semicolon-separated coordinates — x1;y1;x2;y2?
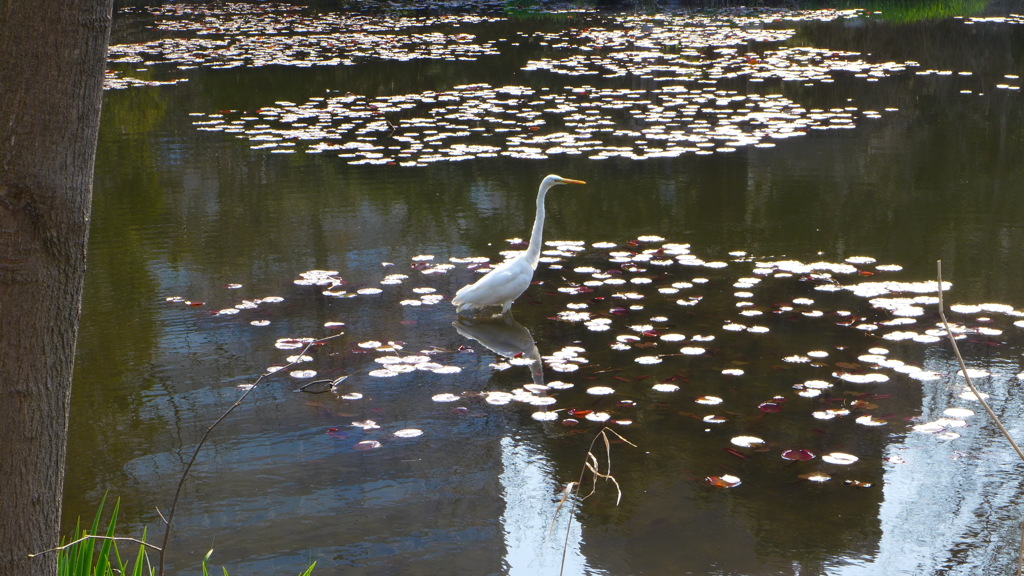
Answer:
0;1;112;575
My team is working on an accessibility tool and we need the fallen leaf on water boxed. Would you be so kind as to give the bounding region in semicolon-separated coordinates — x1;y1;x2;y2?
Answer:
706;474;741;488
781;449;815;461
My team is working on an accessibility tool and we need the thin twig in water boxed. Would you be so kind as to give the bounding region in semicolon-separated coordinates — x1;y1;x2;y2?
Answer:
552;427;636;576
936;261;1024;576
936;261;1024;461
157;332;344;576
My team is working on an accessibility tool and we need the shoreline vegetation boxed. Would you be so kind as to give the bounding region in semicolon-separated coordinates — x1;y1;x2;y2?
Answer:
50;496;316;576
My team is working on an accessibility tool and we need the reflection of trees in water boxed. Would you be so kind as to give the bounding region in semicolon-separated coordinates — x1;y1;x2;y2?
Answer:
781;16;1024;299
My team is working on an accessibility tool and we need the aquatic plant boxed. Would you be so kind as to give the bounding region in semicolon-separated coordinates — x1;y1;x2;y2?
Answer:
201;551;315;576
48;495;317;576
504;0;541;16
551;427;635;576
53;496;155;576
833;0;987;23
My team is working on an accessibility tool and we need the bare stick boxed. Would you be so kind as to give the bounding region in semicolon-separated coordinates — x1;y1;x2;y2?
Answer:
559;496;577;576
936;261;1024;462
29;535;162;557
157;332;343;576
1018;520;1024;576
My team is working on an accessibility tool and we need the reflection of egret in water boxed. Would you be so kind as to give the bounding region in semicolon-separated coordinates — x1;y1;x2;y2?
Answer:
453;314;544;386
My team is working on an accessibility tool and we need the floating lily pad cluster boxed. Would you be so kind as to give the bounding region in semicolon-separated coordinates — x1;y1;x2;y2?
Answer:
107;30;499;70
966;13;1024;25
523;44;912;83
104;70;188;90
105;4;505;89
142;3;504;35
105;2;1024;106
191;82;896;163
485;241;1018;487
167;235;1024;485
167;4;920;162
520;11;915;85
105;3;919;159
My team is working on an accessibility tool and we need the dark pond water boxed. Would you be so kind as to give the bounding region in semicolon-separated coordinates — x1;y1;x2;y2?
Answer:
67;3;1024;575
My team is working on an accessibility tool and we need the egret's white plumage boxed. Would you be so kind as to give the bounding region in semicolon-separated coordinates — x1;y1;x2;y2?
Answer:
453;174;586;315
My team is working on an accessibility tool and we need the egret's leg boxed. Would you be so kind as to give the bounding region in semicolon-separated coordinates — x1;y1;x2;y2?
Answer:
501;301;512;314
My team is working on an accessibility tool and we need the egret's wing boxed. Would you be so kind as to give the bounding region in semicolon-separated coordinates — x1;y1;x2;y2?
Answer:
453;258;533;309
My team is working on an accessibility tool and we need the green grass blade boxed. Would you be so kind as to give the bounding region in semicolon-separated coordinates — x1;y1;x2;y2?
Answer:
201;549;214;576
77;493;108;576
60;517;81;574
95;498;120;575
129;526;149;576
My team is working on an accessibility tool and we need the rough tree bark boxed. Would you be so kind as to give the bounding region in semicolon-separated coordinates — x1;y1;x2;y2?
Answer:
0;1;113;575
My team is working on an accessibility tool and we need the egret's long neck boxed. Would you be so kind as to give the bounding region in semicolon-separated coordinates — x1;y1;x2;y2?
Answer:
523;184;548;270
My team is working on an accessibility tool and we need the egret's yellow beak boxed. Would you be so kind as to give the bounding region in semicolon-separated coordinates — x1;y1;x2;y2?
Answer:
559;178;586;185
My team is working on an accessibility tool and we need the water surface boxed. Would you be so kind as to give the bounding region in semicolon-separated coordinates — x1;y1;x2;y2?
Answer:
68;4;1024;575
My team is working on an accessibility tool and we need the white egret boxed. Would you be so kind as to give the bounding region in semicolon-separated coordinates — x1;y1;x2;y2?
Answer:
453;174;586;315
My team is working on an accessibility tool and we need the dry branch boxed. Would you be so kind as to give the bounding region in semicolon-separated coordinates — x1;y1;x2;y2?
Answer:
936;260;1024;576
157;332;344;576
553;427;636;576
